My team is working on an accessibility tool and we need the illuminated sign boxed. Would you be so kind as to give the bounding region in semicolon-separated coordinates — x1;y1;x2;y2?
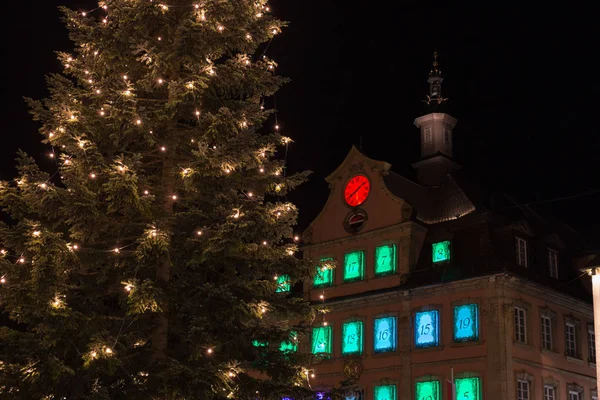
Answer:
375;244;396;276
374;316;396;352
342;321;363;355
276;275;291;292
314;257;334;288
344;251;365;282
312;326;332;355
414;310;439;348
279;331;297;353
374;385;396;400
454;377;480;400
415;381;440;400
453;304;479;342
432;241;451;263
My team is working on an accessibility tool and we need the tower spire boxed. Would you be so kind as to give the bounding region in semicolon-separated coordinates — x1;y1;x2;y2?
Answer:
424;50;448;105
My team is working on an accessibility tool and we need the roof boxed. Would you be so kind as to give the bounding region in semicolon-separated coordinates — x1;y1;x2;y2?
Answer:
383;171;476;224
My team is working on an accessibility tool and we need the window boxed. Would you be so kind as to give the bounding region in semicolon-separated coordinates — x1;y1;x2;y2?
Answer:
313;257;334;288
544;385;556;400
432;241;451;263
415;381;440;400
279;331;297;353
516;237;528;267
453;304;479;342
311;326;332;355
373;316;396;353
514;307;527;343
345;390;363;400
517;380;530;400
454;377;480;400
375;244;396;276
549;249;559;278
276;275;291;293
415;310;439;348
566;322;577;357
373;385;396;400
541;316;553;350
589;325;596;364
424;127;432;144
342;321;363;355
343;251;365;282
569;391;580;400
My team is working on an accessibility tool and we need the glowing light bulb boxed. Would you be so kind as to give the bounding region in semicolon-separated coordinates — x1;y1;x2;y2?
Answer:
158;36;162;41
195;4;200;9
272;29;277;35
87;79;93;84
294;235;300;241
33;231;41;237
100;111;105;116
70;115;76;120
160;146;166;152
172;195;178;200
79;142;85;148
64;159;71;165
323;321;328;326
90;351;97;358
73;244;79;250
0;250;6;255
195;110;200;116
82;12;87;16
196;231;203;236
259;168;264;173
94;51;99;56
217;25;224;31
207;348;213;354
136;119;142;125
274;275;278;280
144;190;149;195
123;75;128;80
103;18;108;24
311;373;315;378
118;166;125;171
246;33;252;40
245;59;250;65
0;277;5;284
248;192;253;197
157;78;163;84
104;347;113;354
113;248;120;253
256;12;262;17
49;132;55;138
18;258;25;264
125;284;133;292
262;241;267;246
96;89;101;94
261;307;266;313
319;294;324;300
49;153;55;158
275;124;280;130
228;372;234;377
40;183;48;189
90;173;96;179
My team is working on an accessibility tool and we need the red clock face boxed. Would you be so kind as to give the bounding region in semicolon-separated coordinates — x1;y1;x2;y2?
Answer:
344;175;370;207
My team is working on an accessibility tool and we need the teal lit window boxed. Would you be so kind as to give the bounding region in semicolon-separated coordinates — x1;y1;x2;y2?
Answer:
453;304;479;342
432;241;451;263
374;384;396;400
414;310;439;348
279;331;297;353
415;381;440;400
373;316;396;353
344;251;365;282
276;275;291;293
345;391;363;400
252;340;267;348
314;257;334;288
342;321;363;355
454;377;480;400
375;244;396;276
312;326;332;355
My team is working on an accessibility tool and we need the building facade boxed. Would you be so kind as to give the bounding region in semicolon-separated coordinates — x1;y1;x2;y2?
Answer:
301;55;597;400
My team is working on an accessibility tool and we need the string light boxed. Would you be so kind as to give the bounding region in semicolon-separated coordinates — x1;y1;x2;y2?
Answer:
18;258;25;264
196;230;203;236
113;248;120;253
39;183;48;189
136;119;142;125
0;277;5;284
104;347;113;355
248;192;253;197
259;168;264;173
32;231;41;237
323;321;328;326
262;241;267;246
172;195;178;201
207;348;213;354
90;351;97;358
294;236;300;241
143;190;149;195
157;78;164;84
319;294;324;300
49;153;55;158
90;173;96;179
160;146;166;152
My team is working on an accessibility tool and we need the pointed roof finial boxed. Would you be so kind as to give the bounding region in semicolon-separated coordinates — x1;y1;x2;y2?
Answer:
424;49;448;106
429;50;442;77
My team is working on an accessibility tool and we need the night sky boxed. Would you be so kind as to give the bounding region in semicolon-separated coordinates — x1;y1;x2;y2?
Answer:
2;2;600;241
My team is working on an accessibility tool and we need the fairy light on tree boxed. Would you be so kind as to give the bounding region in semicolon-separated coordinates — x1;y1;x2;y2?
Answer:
0;0;313;398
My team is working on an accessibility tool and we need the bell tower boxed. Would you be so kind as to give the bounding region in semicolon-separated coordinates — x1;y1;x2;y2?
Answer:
412;51;461;186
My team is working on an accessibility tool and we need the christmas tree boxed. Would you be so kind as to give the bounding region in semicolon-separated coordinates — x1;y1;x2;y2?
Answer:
0;1;317;398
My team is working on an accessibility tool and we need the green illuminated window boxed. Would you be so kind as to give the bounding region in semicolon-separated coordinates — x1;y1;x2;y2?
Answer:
342;321;363;355
415;381;440;400
414;310;439;348
375;244;396;276
374;316;396;353
453;304;479;342
344;251;364;282
432;241;451;263
374;384;396;400
276;275;291;293
454;377;480;400
314;257;334;288
252;340;268;347
279;331;298;353
312;326;332;355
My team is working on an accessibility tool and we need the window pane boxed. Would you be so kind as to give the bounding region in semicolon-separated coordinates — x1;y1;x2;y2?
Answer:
374;385;396;400
312;326;332;355
416;381;440;400
342;321;363;355
344;251;365;282
415;310;439;348
279;331;297;353
432;241;451;263
314;257;334;288
375;244;396;276
454;304;479;342
374;316;396;353
276;274;291;293
455;377;480;400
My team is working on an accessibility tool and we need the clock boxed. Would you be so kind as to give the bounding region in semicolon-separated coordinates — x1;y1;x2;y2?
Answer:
344;175;370;207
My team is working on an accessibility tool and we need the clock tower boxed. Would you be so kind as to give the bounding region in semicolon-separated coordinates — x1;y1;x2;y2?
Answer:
412;51;461;186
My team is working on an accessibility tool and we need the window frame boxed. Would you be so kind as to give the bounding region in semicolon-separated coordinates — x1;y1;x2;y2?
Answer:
516;237;528;267
313;257;335;288
544;385;556;400
452;302;480;343
373;315;397;353
374;243;397;277
517;379;530;400
311;325;333;356
341;320;364;356
541;315;553;351
566;321;578;358
548;248;559;279
588;323;596;364
343;250;365;283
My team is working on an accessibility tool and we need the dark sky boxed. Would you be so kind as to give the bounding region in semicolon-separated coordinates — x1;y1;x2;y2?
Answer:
2;2;600;240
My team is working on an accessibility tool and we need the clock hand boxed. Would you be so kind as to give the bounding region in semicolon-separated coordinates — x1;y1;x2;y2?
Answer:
348;182;366;199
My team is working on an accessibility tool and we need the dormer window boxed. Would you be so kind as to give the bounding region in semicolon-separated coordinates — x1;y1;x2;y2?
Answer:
515;237;528;267
548;249;558;279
